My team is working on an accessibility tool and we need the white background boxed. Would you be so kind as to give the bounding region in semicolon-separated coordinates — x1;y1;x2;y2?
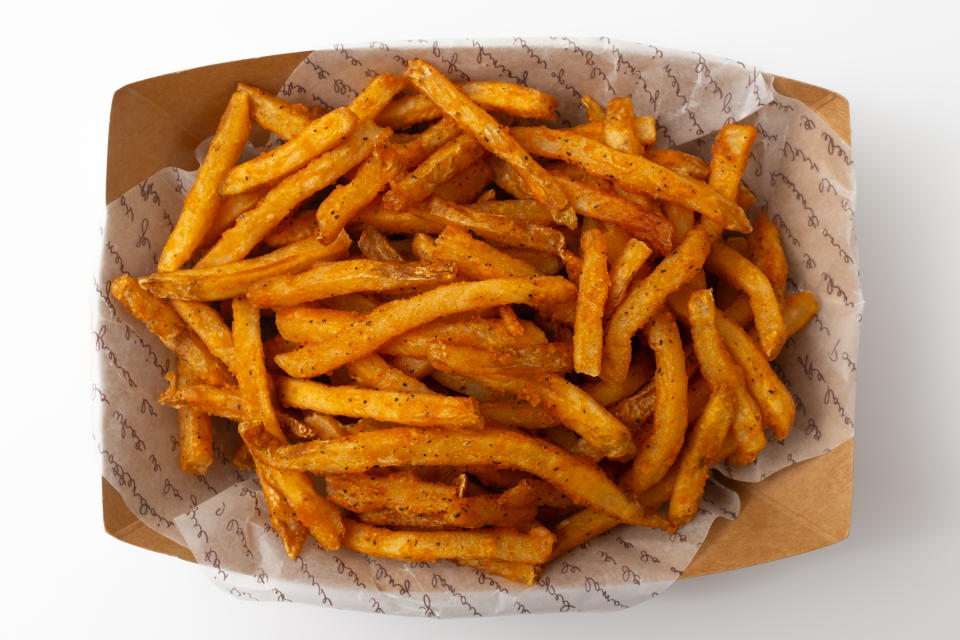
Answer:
2;0;957;637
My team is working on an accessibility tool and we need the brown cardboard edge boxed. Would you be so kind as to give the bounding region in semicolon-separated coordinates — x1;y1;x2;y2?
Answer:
101;54;856;579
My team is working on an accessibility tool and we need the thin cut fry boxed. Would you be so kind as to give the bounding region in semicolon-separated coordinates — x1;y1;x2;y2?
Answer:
175;359;213;474
158;90;251;271
232;297;283;441
383;134;487;211
358;226;404;261
257;459;344;550
573;227;609;376
170;300;235;372
580;94;606;123
346;73;407;121
605;238;652;316
747;211;788;300
258;466;308;558
602;97;643;155
344;353;434;394
159;382;243;421
432;159;495;204
221;108;359;195
418;198;567;255
202;185;270;249
238;82;317;140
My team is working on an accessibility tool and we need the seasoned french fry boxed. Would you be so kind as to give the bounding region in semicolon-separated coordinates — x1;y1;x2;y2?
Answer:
346;73;407;121
159;382;243;421
431;225;539;279
478;399;561;429
140;231;351;301
170;300;235;372
573;227;609;376
602;97;643;155
344;353;434;394
316;147;405;243
232;297;283;441
584;352;655;407
355;205;446;235
605;238;652;316
357;226;404;261
263;208;316;248
158;90;251;272
110;275;232;386
645;149;710;180
602;226;711;383
175;359;214;475
201;185;270;249
275;377;483;429
432;159;495;204
383;134;487;211
405;60;572;224
580;94;606;123
782;291;820;338
247;259;456;308
510;126;751;233
258;466;308;558
456;559;540;586
747;211;788;300
257;459;344;550
238;82;317;140
197;121;389;268
418;198;567;255
221;108;359;195
392;117;461;169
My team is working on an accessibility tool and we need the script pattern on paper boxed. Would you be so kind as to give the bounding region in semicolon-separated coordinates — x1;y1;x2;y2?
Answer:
95;37;860;616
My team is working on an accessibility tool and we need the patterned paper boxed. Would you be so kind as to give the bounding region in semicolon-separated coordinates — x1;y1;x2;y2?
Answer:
93;37;860;616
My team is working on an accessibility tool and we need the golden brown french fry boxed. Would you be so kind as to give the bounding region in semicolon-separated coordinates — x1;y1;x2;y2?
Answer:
197;121;389;268
550;172;673;256
511;126;751;233
246;259;456;308
782;291;820;338
140;231;351;301
645;149;710;180
110;275;232;386
584;352;655;407
635;115;656;147
251;426;652;524
455;559;540;586
549;510;618;561
262;208;316;248
706;242;786;360
418;198;567;255
392;117;461;169
325;471;459;512
344;353;434;394
342;519;554;564
175;359;213;475
159;382;243;421
668;386;735;527
685;288;765;465
357;226;403;261
602;97;643;155
391;355;434;379
405;60;572;224
478;399;561;429
497;305;524;337
238;82;317;140
257;459;344;550
602;226;711;383
221;108;359;196
258;465;308;558
346;73;407;121
170;300;235;372
158;91;251;272
573;227;609;376
605;238;652;316
316;147;405;243
232;297;283;441
621;309;687;494
383;134;487;212
378;81;558;130
275;377;483;429
275;276;575;378
747;211;788;300
354;205;446;235
580;94;606;123
201;185;270;249
431;225;539;279
432;159;495;204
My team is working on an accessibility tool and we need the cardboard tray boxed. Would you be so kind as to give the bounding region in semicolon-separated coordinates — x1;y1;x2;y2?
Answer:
103;50;854;579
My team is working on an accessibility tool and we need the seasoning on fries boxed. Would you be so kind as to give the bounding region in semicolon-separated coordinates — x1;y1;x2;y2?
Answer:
113;63;820;584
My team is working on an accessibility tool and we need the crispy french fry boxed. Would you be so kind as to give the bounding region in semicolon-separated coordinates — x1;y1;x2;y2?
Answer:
549;510;618;561
418;198;567;255
159;382;243;421
170;300;235;372
511;126;751;233
668;386;735;527
602;226;711;383
258;465;308;558
247;259;456;308
392;117;461;169
316;147;405;243
782;291;820;338
275;377;483;429
431;225;539;279
257;459;344;550
605;238;652;316
580;94;606;123
275;276;575;378
232;297;283;441
325;471;459;512
478;399;561;429
383;134;487;211
645;149;710;180
432;159;495;204
621;309;687;494
355;205;446;235
358;226;404;261
263;208;316;248
584;352;655;407
455;559;540;586
238;82;317;140
390;355;434;379
221;108;359;196
250;425;652;524
344;353;434;394
635;116;656;147
747;211;788;300
158;91;251;272
175;359;213;475
346;73;407;121
602;97;643;155
201;185;270;249
550;172;674;256
197;121;389;268
110;275;232;386
140;231;351;301
405;60;572;224
573;227;609;376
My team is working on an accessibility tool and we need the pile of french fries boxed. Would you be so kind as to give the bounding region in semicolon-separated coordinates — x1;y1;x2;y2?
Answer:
111;59;819;585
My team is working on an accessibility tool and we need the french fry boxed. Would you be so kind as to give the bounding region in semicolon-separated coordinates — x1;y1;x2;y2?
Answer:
431;225;539;279
497;305;524;337
510;126;751;233
175;359;214;475
635;116;656;147
549;510;618;561
251;425;652;524
346;73;407;121
645;149;710;180
197;121;389;268
315;146;405;243
263;208;316;248
405;60;572;224
584;353;655;407
159;382;243;421
685;289;765;465
418;198;567;255
258;466;308;558
325;471;459;512
747;211;788;301
246;258;456;308
275;377;483;429
602;97;643;155
344;353;434;394
602;226;711;383
782;291;820;339
356;226;402;262
469;199;555;226
390;355;434;379
139;231;351;301
621;309;687;494
274;276;575;378
378;81;558;130
201;185;270;249
383;134;487;211
110;275;232;386
257;459;344;550
573;227;609;376
456;559;540;586
238;82;317;140
232;297;283;441
221;108;359;195
392;117;461;169
432;159;496;204
170;300;235;372
605;238;653;316
300;411;349;440
478;399;561;429
550;171;674;256
342;519;554;564
158;90;251;272
668;386;735;527
662;202;695;243
580;94;606;123
354;205;446;235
